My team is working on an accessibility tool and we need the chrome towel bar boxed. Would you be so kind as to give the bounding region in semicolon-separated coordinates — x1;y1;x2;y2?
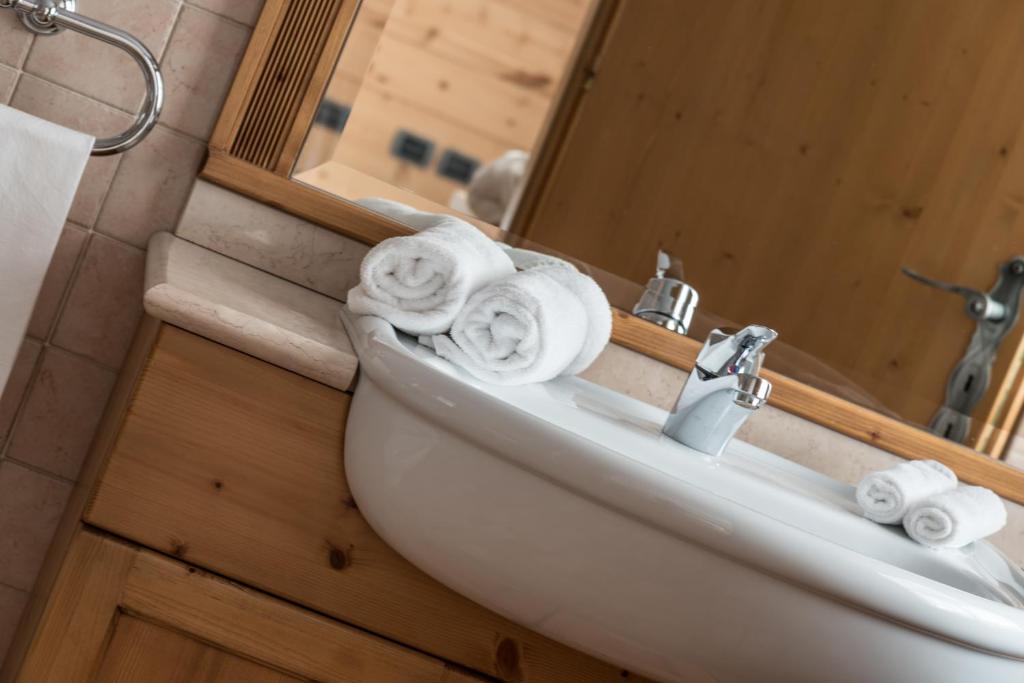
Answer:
0;0;164;156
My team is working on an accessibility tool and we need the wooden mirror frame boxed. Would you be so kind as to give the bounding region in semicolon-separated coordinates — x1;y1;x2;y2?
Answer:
199;0;1024;502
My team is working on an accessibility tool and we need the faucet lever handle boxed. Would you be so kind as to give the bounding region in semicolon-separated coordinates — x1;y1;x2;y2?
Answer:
697;325;778;378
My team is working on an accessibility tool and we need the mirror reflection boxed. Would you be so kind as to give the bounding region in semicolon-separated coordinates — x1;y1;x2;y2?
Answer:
295;0;594;227
297;0;1024;466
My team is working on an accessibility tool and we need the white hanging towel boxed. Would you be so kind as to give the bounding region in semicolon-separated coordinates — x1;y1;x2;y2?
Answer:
0;104;93;394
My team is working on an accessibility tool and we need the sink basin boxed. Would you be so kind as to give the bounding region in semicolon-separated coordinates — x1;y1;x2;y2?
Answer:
340;311;1024;683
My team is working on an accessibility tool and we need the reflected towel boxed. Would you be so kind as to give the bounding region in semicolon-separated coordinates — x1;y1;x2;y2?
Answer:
467;150;529;225
904;486;1007;549
427;263;611;385
855;460;957;524
347;199;515;335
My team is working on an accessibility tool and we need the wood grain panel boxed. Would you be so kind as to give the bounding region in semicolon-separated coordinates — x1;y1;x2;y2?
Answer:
15;531;486;683
15;532;135;682
96;617;302;683
86;325;650;682
299;0;592;207
520;0;1024;445
228;0;347;170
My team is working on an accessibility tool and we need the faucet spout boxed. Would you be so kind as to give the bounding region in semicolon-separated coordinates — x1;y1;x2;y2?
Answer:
662;325;776;456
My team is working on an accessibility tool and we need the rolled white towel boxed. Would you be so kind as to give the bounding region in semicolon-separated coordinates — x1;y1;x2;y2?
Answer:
903;486;1007;549
428;263;611;385
467;150;529;224
347;201;515;335
855;460;957;524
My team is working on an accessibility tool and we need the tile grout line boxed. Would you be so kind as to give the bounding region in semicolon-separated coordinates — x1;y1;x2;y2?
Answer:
2;455;77;487
180;1;256;32
38;228;93;345
0;580;30;597
0;338;46;464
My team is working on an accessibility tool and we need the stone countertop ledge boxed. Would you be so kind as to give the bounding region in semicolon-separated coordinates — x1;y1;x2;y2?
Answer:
144;232;358;391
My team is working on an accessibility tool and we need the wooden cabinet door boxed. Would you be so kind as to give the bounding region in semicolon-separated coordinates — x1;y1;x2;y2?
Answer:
14;531;481;683
96;617;301;683
86;324;645;682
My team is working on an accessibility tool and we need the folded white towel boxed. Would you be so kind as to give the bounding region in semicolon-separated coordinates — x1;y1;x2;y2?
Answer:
855;460;957;524
428;263;611;385
467;150;529;225
903;486;1007;549
347;200;515;335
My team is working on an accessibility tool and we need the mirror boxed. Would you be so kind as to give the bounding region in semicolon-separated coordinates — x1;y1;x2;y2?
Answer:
293;0;595;228
204;0;1024;496
290;0;1024;468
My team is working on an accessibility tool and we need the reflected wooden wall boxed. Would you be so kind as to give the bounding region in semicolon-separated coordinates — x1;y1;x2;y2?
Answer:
299;0;591;206
520;0;1024;448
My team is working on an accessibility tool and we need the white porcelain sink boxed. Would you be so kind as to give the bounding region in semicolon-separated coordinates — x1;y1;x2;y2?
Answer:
340;311;1024;683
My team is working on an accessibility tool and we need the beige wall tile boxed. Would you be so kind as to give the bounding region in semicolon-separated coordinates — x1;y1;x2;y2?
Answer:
187;0;265;26
10;76;130;227
94;126;205;247
580;343;686;411
0;583;28;666
738;405;905;485
0;339;42;447
0;65;17;104
0;11;33;68
159;6;251;139
176;181;371;300
0;462;71;592
24;0;181;111
52;235;145;370
26;224;88;340
7;348;116;481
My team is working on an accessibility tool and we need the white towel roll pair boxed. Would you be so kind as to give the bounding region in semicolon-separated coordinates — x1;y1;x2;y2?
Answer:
855;460;1006;548
347;199;611;385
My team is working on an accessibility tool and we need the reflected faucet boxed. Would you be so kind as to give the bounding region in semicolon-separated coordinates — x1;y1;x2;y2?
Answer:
663;325;778;456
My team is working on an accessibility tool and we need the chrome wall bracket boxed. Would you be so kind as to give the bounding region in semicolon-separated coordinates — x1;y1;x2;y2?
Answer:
0;0;163;155
16;0;74;34
902;257;1024;444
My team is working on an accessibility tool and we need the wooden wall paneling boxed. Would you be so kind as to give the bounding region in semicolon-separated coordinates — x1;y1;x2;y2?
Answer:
508;0;621;234
293;0;397;173
313;0;593;207
304;87;519;200
518;0;1024;443
85;325;652;682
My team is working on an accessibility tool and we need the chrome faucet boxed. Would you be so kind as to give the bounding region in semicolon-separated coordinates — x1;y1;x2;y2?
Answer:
663;325;778;456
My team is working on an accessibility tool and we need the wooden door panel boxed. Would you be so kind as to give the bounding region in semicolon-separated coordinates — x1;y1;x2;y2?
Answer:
96;616;302;683
16;531;482;683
